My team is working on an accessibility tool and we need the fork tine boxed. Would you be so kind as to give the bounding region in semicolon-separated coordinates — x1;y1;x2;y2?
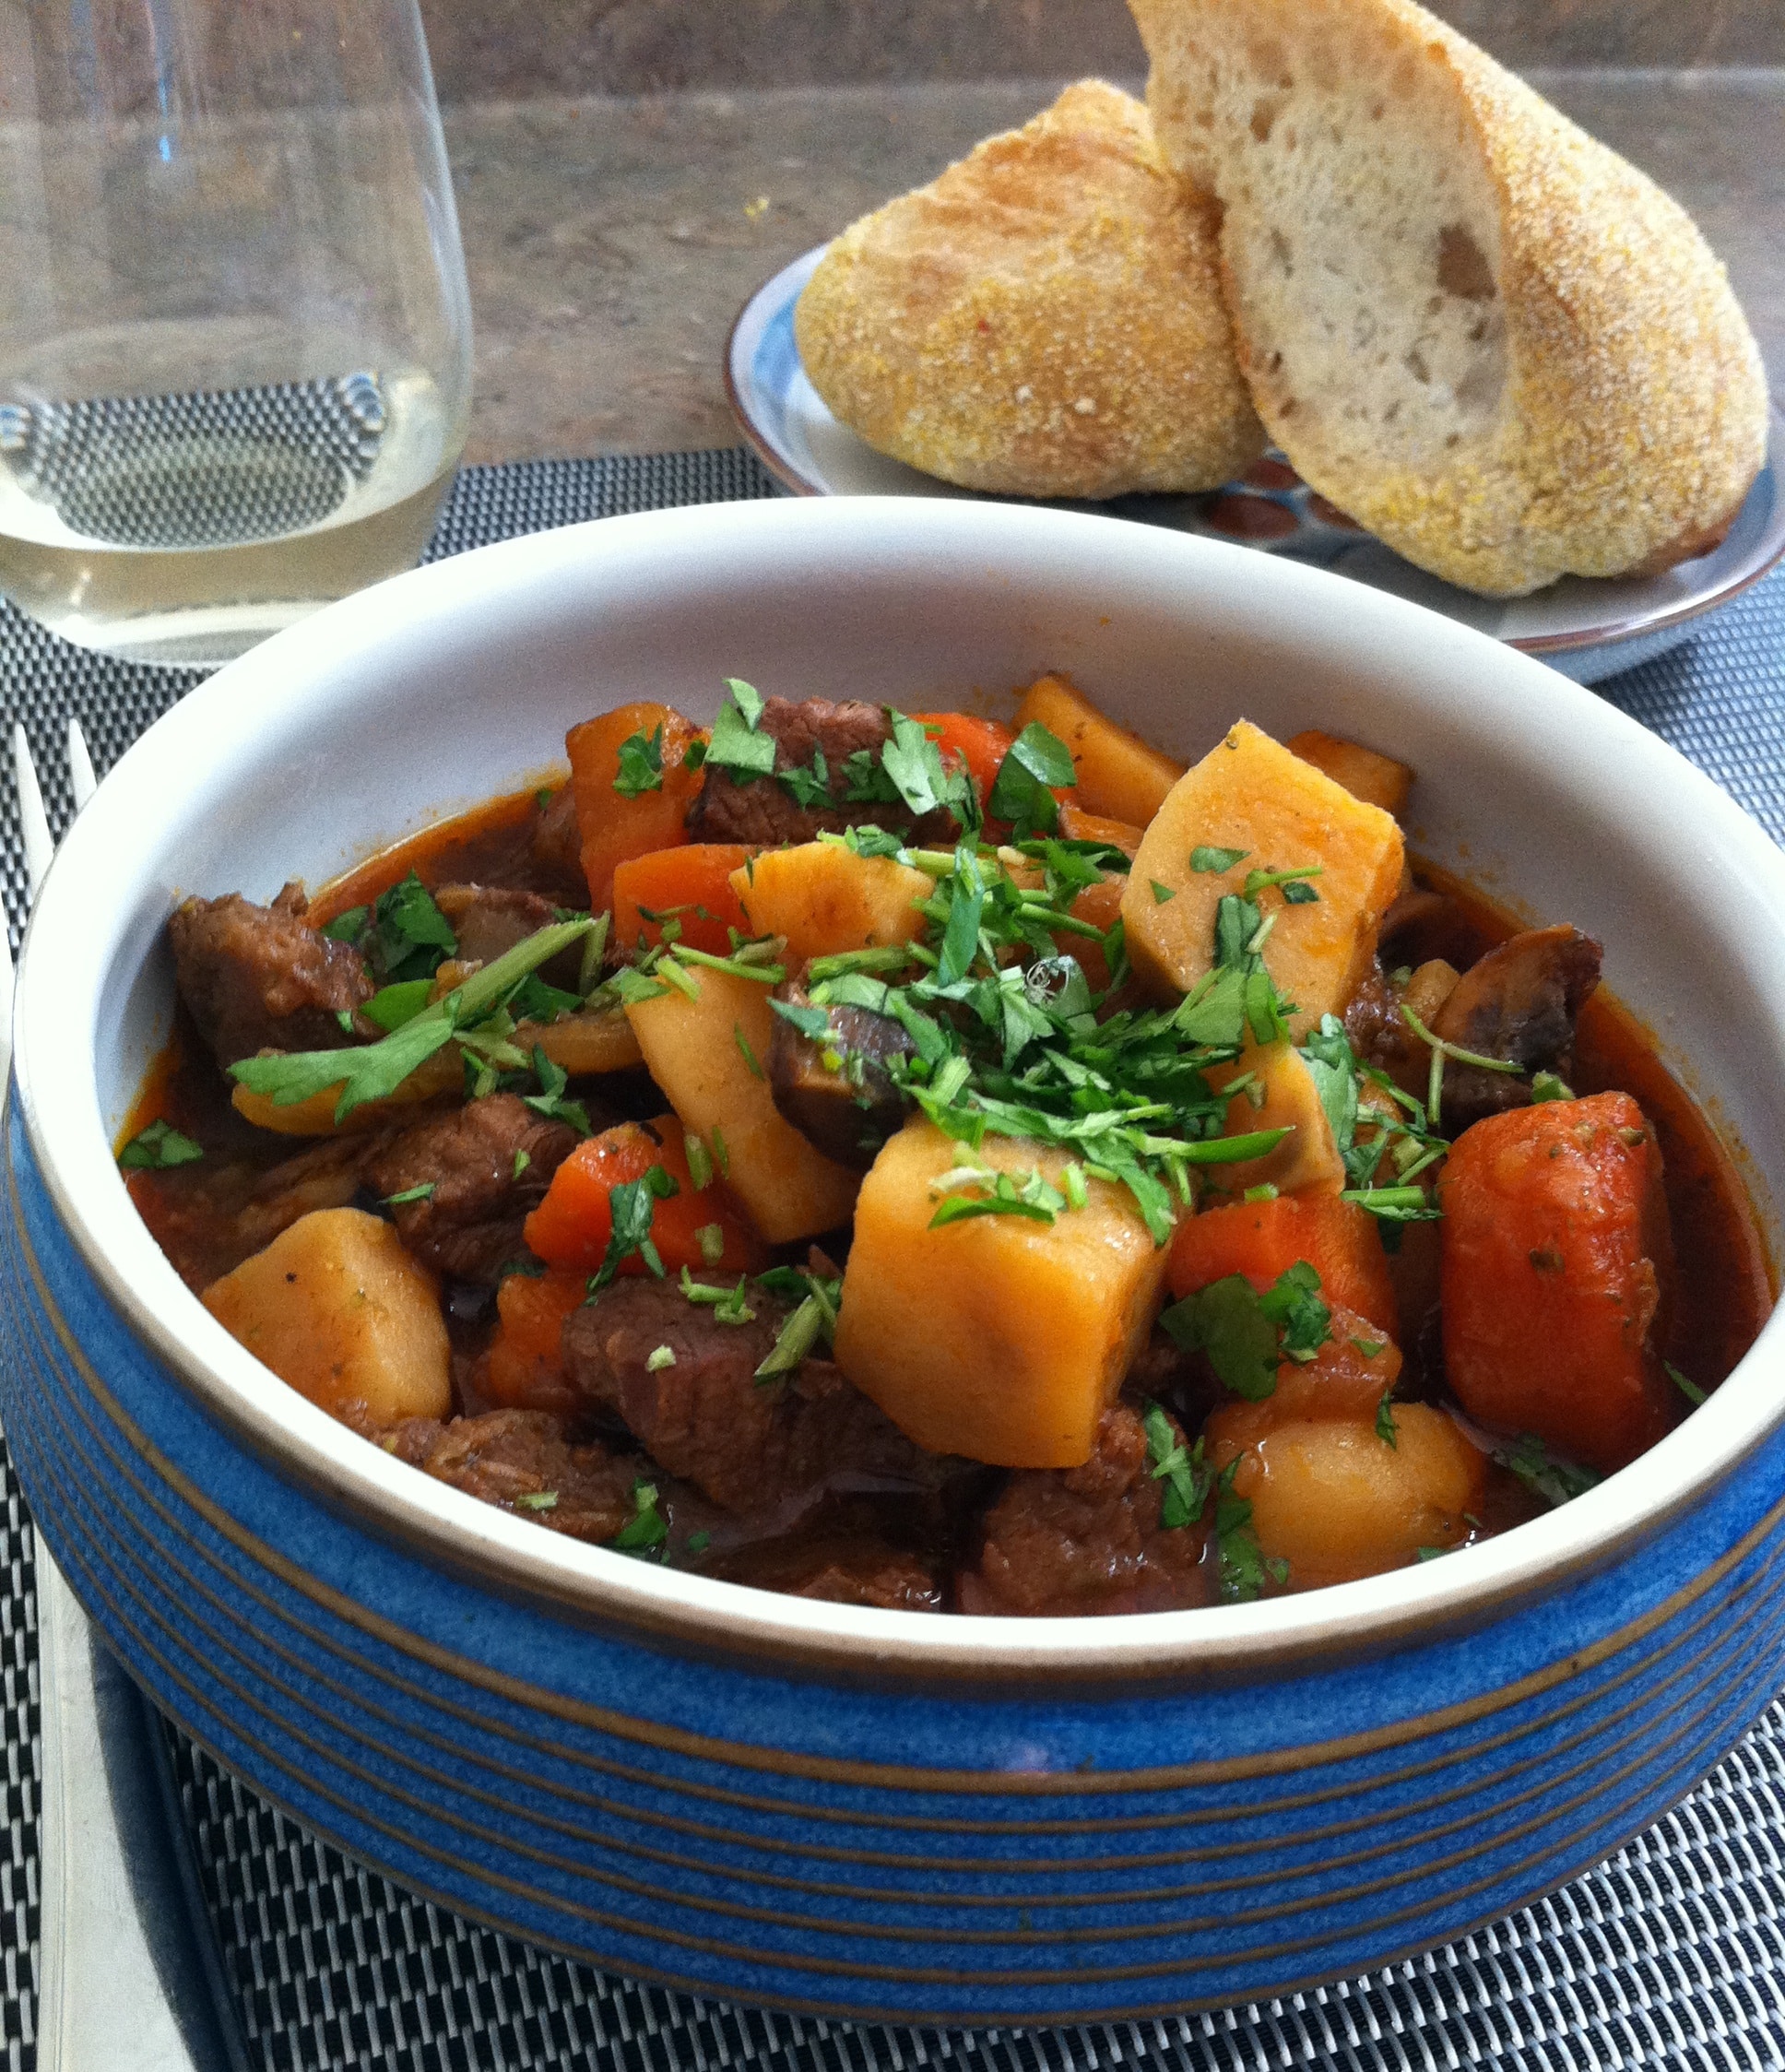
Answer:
66;717;96;812
14;723;52;905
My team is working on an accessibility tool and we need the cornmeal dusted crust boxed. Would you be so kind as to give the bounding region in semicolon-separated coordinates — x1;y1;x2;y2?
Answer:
793;79;1264;501
1129;0;1770;596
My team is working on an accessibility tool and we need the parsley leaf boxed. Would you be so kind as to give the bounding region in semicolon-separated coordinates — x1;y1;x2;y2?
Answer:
778;743;831;809
705;679;778;780
1495;1432;1602;1508
319;905;368;943
589;1163;680;1291
1375;1392;1399;1448
1213;1460;1286;1602
1160;1261;1330;1397
1666;1361;1707;1407
1141;1402;1212;1529
1258;1260;1331;1361
362;870;457;985
610;1479;669;1557
118;1119;204;1171
522;1046;592;1135
988;721;1075;837
1150;881;1176;904
881;710;975;827
612;725;666;798
769;998;835;1041
1191;846;1248;874
384;1180;435;1205
843;747;903;805
1160;1273;1281;1399
363;978;433;1032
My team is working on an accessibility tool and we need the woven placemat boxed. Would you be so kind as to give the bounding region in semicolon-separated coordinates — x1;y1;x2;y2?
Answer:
4;449;1784;2072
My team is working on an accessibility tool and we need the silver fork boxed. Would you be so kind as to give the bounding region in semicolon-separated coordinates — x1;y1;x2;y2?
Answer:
7;722;241;2072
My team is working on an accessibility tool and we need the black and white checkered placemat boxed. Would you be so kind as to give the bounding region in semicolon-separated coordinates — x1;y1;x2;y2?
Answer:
5;449;1785;2072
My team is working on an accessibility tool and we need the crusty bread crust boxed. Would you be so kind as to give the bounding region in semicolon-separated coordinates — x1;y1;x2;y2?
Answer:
1129;0;1770;595
793;80;1264;500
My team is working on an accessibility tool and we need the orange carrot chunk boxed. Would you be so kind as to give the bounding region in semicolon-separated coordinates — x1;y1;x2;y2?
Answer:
612;845;754;958
1438;1091;1676;1475
524;1115;767;1279
484;1267;588;1415
1167;1194;1400;1339
566;702;706;914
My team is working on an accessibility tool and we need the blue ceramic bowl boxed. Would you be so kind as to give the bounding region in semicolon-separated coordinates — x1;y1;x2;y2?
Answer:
5;498;1783;2023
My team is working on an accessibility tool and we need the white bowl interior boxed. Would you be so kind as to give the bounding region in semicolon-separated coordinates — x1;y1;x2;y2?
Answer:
18;496;1785;1676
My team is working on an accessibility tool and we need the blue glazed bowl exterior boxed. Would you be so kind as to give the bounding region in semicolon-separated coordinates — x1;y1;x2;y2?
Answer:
6;501;1783;2024
8;1109;1785;2024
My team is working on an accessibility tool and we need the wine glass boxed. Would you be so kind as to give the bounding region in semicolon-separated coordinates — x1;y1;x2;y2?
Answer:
0;0;473;666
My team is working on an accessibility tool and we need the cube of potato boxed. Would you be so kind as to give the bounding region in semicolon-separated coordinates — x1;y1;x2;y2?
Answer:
833;1121;1170;1467
1014;674;1185;828
1207;1404;1485;1588
1211;1038;1344;1198
1285;730;1414;818
624;965;860;1242
730;844;932;963
1122;720;1404;1038
202;1208;451;1422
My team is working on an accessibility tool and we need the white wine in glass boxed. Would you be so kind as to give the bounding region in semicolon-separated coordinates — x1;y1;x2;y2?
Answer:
0;1;473;666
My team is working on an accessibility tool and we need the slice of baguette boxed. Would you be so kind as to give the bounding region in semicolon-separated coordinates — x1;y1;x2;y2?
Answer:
793;79;1264;500
1129;0;1770;595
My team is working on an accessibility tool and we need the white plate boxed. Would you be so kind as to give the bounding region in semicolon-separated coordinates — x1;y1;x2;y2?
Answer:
727;245;1785;686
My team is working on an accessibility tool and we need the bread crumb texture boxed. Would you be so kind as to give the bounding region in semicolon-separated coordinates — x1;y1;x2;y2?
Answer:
1129;0;1769;595
794;78;1265;500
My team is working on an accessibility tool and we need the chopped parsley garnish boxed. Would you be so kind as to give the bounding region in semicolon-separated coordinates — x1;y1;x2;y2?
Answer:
363;978;433;1032
705;678;779;781
346;870;458;985
987;722;1075;838
685;1530;712;1556
320;905;368;943
1150;881;1176;903
1281;881;1320;906
515;1490;559;1512
1213;1460;1288;1602
1190;846;1248;874
612;724;667;798
1242;863;1322;901
610;1480;669;1557
928;1166;1064;1228
1141;1402;1212;1529
645;1344;677;1372
1161;1261;1331;1399
685;1135;715;1190
1531;1071;1574;1103
694;1223;726;1264
770;998;835;1042
1495;1432;1602;1508
231;918;597;1123
1666;1362;1707;1407
523;1047;592;1135
734;1022;764;1078
118;1119;205;1171
1375;1392;1399;1448
587;1163;679;1292
383;1181;435;1205
513;1149;531;1181
678;1266;756;1323
778;743;831;808
883;711;976;826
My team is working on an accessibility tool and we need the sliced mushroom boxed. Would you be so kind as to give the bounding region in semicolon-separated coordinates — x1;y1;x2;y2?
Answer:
767;981;910;1171
1431;924;1602;1131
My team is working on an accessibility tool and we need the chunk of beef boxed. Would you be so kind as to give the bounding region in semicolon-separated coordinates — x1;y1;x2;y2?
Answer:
433;883;560;965
687;696;958;847
368;1095;580;1283
766;978;910;1169
959;1403;1209;1616
562;1276;946;1517
234;1131;400;1260
370;1408;640;1542
1432;925;1602;1131
169;882;374;1067
720;1534;944;1612
531;785;589;904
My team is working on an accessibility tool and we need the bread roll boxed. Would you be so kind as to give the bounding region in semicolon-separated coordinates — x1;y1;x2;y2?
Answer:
794;79;1264;501
1129;0;1770;595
